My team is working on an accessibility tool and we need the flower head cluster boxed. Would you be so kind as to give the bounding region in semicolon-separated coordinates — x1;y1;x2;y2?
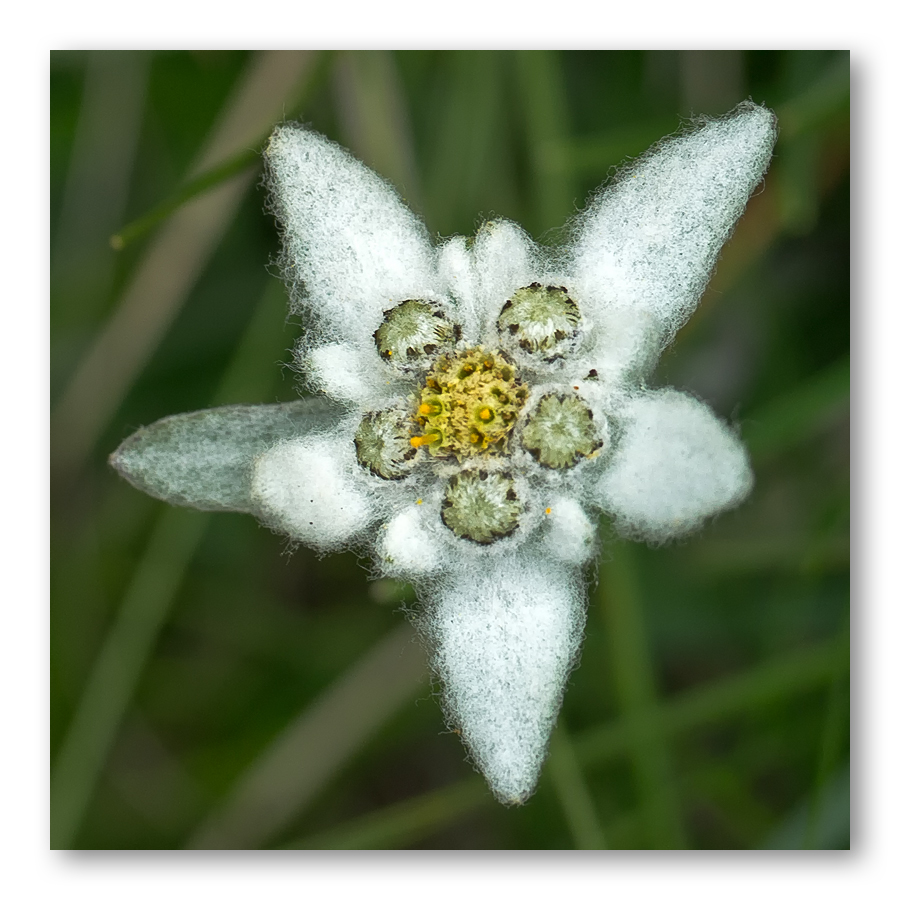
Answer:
112;102;777;804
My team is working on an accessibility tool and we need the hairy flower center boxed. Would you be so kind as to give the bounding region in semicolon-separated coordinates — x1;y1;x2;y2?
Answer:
410;348;529;460
374;299;459;366
521;393;607;469
498;283;581;359
441;470;522;544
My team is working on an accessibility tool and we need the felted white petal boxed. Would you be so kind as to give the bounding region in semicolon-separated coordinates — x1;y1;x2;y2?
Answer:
265;125;437;347
472;220;541;341
250;432;373;551
377;504;445;579
542;496;597;566
423;554;586;805
592;390;753;542
570;102;776;378
303;342;401;407
110;399;344;513
436;236;477;338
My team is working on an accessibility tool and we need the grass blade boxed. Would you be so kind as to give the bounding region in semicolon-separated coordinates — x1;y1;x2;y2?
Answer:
51;278;299;847
547;717;606;849
51;506;209;848
286;779;488;850
53;51;149;325
109;148;259;251
743;355;850;462
599;543;687;848
514;50;576;235
762;764;850;849
284;635;848;849
51;50;320;476
804;617;850;849
576;633;850;765
332;51;422;213
187;623;427;849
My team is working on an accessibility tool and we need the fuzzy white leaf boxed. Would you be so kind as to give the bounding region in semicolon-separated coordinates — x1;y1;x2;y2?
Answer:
110;399;344;513
378;504;445;579
251;432;373;551
302;341;400;406
591;389;753;541
265;125;437;347
423;554;586;805
472;220;540;341
542;496;596;565
436;236;477;339
570;102;777;378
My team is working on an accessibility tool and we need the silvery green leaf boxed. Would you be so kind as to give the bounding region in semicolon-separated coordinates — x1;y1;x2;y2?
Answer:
110;398;345;513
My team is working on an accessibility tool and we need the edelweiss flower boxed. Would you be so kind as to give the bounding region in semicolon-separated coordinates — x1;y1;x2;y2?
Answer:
111;101;777;805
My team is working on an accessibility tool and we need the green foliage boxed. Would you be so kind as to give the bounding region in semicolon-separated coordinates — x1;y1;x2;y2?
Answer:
51;50;850;849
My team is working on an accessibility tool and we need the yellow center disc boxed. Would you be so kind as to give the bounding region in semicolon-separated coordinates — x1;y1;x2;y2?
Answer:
410;348;528;460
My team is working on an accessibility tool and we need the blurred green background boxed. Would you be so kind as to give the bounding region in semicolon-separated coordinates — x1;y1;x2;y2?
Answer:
50;50;850;850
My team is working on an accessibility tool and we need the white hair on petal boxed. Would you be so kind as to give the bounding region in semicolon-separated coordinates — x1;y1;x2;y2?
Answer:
472;220;541;342
109;401;344;514
592;389;753;542
575;304;664;385
570;102;777;373
377;504;446;579
422;554;586;805
436;236;478;340
265;125;437;348
542;496;596;565
251;434;373;551
303;341;403;406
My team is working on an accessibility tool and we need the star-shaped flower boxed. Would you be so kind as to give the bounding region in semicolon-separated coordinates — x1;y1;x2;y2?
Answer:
111;101;777;805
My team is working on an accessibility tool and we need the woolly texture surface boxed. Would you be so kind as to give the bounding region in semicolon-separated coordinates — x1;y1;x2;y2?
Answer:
472;220;539;337
109;400;343;512
112;105;776;806
379;505;443;578
425;554;586;805
437;236;477;330
304;342;392;405
251;434;373;551
595;390;753;541
571;102;777;376
265;125;436;345
543;496;596;565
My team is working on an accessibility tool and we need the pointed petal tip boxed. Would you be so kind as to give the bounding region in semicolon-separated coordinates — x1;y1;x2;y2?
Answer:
724;99;778;151
452;716;548;807
107;440;127;473
726;97;776;121
107;429;143;482
424;555;587;805
569;97;778;364
482;754;543;807
492;782;538;808
264;121;437;348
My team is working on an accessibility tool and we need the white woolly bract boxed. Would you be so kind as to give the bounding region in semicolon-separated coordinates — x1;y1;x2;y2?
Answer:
265;125;437;346
109;400;344;514
593;390;753;542
472;220;539;340
543;497;596;565
251;434;373;551
424;555;586;805
436;236;477;335
570;102;776;373
378;505;445;579
303;341;400;406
